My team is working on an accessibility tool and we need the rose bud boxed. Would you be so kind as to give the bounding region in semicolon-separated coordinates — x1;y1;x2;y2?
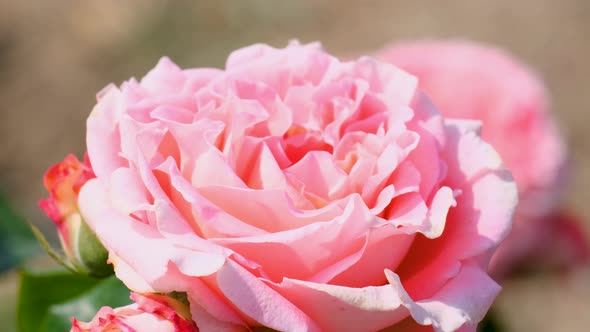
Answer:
71;292;198;332
38;154;112;277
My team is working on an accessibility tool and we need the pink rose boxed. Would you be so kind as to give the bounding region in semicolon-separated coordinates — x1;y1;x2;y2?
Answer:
70;292;198;332
78;42;517;331
374;40;588;278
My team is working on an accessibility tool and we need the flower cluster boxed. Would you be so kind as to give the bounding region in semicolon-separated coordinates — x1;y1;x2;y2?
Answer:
38;40;585;332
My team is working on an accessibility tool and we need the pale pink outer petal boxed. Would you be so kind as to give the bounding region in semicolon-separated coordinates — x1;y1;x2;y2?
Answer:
226;43;285;69
389;187;456;239
187;278;249;331
379;317;433;331
108;167;151;215
216;260;322;332
441;121;517;258
386;262;499;332
348;57;418;104
398;121;517;302
268;278;409;332
140;57;186;95
189;302;247;332
109;254;155;293
78;178;227;289
86;111;126;180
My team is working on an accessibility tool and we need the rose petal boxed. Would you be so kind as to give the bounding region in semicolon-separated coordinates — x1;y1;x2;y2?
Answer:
269;278;408;332
386;262;499;332
79;179;226;286
213;195;380;283
216;260;321;332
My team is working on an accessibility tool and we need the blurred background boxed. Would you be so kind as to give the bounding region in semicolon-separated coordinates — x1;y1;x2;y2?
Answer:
0;1;589;331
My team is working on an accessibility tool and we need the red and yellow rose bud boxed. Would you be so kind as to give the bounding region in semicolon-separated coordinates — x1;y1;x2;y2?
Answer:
71;292;198;332
38;154;112;277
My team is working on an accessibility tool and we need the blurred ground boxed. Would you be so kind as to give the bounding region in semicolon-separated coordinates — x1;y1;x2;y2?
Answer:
0;1;589;331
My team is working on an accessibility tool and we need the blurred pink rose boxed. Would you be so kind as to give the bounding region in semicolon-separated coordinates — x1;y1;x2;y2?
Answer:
78;42;517;331
71;292;198;332
375;40;588;278
490;211;589;277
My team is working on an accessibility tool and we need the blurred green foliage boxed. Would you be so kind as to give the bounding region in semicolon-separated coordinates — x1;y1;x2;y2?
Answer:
18;270;131;332
0;195;39;273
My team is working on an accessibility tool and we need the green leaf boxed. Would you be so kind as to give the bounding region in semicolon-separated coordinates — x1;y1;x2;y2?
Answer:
18;269;97;332
42;276;131;332
0;195;39;272
17;269;131;332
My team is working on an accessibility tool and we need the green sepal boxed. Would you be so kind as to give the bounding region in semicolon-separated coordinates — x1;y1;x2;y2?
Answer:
29;223;78;274
76;220;113;278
